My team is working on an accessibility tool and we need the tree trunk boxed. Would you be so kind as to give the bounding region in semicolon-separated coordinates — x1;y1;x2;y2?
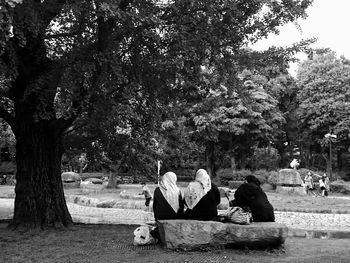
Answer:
205;142;215;177
11;122;73;229
107;172;119;188
230;155;236;171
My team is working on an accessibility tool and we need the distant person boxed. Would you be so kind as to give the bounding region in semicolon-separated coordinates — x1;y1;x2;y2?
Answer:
139;182;152;211
153;171;184;221
290;158;300;170
319;173;330;197
184;169;221;221
304;171;315;196
230;175;275;222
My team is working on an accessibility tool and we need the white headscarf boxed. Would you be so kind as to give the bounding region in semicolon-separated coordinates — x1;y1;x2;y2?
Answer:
184;169;212;210
159;172;181;213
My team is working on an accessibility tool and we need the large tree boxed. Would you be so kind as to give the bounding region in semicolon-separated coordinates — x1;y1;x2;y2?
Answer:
0;0;313;228
296;51;350;176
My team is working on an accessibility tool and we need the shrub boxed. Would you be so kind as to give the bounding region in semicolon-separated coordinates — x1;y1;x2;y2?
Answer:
232;169;252;181
228;180;245;189
267;171;279;187
215;169;255;186
216;168;281;188
252;169;271;185
330;180;350;194
251;147;280;171
215;168;233;186
333;171;350;181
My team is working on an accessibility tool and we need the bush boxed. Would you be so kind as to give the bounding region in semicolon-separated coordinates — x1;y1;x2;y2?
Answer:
330;180;350;194
216;168;281;187
333;171;350;181
215;168;234;186
251;147;280;171
228;180;245;189
267;171;279;187
232;169;252;181
252;169;270;185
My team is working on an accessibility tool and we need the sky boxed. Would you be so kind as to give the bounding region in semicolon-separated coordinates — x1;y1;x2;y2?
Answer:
252;1;350;75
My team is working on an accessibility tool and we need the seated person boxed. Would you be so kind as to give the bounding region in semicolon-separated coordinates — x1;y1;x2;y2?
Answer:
230;175;275;222
153;171;184;221
184;169;221;221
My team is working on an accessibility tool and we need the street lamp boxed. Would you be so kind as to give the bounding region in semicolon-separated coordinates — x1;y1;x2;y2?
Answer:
151;138;161;185
324;132;337;179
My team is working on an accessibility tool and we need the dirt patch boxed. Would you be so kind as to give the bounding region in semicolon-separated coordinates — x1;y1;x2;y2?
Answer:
1;223;350;263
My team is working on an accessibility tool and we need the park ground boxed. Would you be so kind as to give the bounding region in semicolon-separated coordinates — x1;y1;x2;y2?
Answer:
1;223;350;263
1;184;350;262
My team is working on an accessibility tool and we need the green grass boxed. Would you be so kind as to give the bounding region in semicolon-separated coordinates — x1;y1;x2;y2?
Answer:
1;223;350;263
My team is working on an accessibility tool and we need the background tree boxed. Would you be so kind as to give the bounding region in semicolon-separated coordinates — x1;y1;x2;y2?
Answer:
296;51;350;177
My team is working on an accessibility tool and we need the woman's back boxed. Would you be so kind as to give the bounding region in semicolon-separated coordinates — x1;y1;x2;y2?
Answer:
232;177;274;222
184;182;221;221
153;172;184;221
153;187;184;220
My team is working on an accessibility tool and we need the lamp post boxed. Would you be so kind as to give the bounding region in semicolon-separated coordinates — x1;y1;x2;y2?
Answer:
324;132;337;179
151;138;161;185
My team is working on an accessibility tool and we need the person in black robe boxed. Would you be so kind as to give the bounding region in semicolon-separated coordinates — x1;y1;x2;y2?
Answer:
153;171;184;221
184;169;221;221
230;175;275;222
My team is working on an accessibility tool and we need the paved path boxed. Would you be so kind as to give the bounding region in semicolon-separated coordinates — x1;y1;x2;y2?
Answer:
0;198;154;225
1;198;350;233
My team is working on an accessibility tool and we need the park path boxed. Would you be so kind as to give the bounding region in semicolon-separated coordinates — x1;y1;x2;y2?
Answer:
0;198;153;225
1;198;350;233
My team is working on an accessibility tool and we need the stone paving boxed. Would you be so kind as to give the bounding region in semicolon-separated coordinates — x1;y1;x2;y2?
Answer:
275;211;350;231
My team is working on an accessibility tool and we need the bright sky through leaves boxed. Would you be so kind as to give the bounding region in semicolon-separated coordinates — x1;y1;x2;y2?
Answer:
253;1;350;75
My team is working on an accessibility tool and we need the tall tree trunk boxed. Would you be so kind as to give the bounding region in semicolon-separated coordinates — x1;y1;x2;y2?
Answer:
205;142;215;177
11;122;72;229
107;172;119;188
230;155;236;171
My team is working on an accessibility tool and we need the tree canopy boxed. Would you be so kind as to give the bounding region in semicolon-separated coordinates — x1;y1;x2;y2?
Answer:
296;51;350;173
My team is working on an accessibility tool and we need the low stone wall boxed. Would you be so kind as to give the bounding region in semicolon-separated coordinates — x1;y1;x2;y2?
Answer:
119;190;144;200
157;219;288;250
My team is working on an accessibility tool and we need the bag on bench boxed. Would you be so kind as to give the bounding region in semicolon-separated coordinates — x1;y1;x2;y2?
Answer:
222;206;252;225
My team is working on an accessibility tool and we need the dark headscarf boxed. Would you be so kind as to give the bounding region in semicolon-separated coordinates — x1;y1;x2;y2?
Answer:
245;175;261;186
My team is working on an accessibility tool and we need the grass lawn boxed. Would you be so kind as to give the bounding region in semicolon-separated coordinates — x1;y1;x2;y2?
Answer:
267;192;350;213
1;223;350;263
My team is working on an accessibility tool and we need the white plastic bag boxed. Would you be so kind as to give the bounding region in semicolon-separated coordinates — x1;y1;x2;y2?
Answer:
133;225;157;246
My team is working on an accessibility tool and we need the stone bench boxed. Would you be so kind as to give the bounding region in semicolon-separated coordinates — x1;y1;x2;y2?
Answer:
157;219;288;250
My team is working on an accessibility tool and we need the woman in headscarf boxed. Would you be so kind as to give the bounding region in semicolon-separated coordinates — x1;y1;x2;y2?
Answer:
153;171;184;221
230;175;275;222
184;169;221;221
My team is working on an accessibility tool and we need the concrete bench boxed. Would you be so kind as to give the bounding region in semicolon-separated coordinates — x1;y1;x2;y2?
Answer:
157;219;288;250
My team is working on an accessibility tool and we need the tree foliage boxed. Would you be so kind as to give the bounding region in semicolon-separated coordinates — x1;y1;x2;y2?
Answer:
296;51;350;172
297;52;350;141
